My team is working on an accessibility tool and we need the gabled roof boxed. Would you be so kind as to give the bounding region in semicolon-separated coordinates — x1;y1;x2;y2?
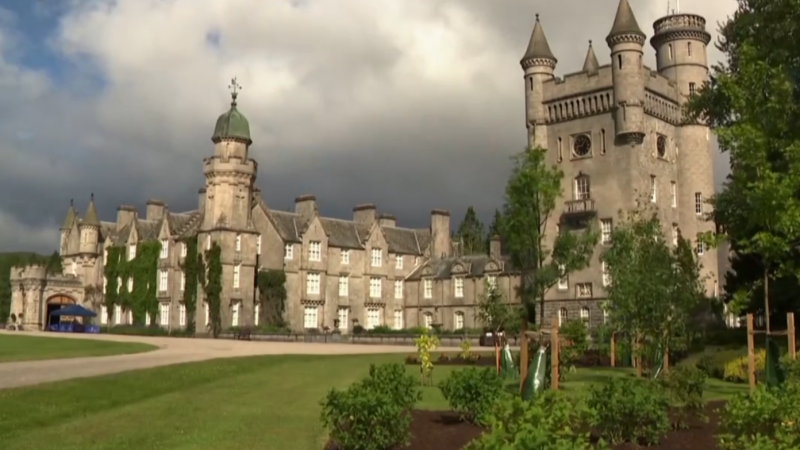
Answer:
406;254;513;280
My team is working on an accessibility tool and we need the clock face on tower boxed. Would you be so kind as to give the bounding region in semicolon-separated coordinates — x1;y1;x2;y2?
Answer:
573;134;592;157
657;135;667;158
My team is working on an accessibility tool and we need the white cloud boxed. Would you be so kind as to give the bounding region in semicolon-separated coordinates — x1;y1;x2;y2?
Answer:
0;0;739;252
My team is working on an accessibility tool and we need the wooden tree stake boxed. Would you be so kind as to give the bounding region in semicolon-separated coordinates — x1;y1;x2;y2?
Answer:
519;320;529;393
610;332;616;368
788;312;796;360
551;317;559;390
747;313;756;392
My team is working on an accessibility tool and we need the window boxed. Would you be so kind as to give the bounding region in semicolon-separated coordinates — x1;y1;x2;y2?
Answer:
337;308;348;330
256;234;261;255
371;248;382;267
603;306;609;324
369;277;382;298
127;309;132;324
341;250;350;265
103;276;107;294
366;308;380;330
181;242;187;257
235;234;241;252
617;54;622;69
114;305;122;324
309;241;321;261
159;303;169;326
575;176;590;200
557;264;568;290
395;255;403;269
159;269;168;292
160;239;169;258
116;277;122;293
672;224;679;246
668;43;673;59
71;260;76;275
687;42;692;57
231;303;240;327
602;262;611;286
454;277;464;297
601;219;612;244
180;271;186;291
414;256;420;266
486;275;497;291
233;264;240;289
205;302;210;326
304;306;318;329
423;312;433;329
128;243;137;260
179;304;186;326
254;303;260;326
307;273;320;295
557;137;563;162
449;311;463;330
671;182;677;207
104;247;108;262
600;129;606;154
424;279;433;298
650;176;657;203
394;280;403;299
580;307;590;325
576;282;592;298
696;240;705;256
338;276;349;296
393;309;404;330
558;308;568;326
284;244;293;260
101;306;108;324
206;235;211;250
128;277;134;293
689;82;696;96
694;192;703;215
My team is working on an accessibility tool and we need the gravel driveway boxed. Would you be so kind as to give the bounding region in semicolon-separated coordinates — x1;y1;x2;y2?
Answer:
0;331;457;390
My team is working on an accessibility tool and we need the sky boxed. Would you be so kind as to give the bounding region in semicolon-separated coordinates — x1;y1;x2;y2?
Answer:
0;0;737;253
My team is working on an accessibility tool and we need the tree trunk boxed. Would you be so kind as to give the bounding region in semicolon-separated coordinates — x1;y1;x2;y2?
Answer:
763;268;770;335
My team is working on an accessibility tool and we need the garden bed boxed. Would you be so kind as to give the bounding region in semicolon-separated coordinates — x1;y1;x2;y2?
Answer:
323;401;725;450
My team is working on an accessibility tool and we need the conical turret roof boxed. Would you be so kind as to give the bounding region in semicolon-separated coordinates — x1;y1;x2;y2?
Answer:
582;41;599;73
521;14;557;65
82;195;100;227
61;201;77;230
607;0;645;40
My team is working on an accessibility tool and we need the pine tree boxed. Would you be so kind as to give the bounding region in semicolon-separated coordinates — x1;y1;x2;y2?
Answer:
455;206;486;255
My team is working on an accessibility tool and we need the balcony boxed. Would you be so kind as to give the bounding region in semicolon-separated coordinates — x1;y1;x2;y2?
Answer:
563;198;596;217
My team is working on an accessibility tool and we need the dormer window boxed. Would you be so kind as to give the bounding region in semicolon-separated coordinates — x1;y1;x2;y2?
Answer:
160;239;169;259
128;243;137;260
424;279;433;299
574;175;591;200
371;248;382;267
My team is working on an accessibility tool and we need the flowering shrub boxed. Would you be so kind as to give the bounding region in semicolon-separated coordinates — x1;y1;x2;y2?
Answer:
723;350;765;382
414;330;440;385
588;377;670;445
717;382;800;450
439;367;505;425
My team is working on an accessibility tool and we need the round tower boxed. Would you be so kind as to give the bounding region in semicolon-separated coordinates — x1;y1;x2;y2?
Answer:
606;0;646;144
79;194;100;255
520;13;557;150
651;13;717;295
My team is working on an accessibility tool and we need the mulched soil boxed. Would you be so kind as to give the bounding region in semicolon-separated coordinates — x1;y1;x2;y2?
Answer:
324;402;725;450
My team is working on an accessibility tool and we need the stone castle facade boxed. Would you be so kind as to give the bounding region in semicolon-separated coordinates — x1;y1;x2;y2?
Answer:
7;0;718;333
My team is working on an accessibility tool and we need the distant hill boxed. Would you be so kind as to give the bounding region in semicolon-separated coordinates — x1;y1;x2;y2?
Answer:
0;250;59;322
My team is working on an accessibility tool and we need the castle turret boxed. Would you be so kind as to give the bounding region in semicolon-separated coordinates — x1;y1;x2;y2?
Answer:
60;200;77;255
520;13;557;150
606;0;646;144
79;194;100;255
582;41;600;74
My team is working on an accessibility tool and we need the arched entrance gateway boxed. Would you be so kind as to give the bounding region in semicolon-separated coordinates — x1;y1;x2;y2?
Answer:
45;294;77;328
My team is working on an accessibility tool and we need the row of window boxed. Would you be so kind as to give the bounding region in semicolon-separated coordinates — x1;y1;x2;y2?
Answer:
575;175;704;215
557;306;608;327
306;307;467;331
307;274;499;298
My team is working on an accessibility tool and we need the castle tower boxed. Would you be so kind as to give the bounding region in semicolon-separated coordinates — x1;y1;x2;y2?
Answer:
606;0;646;144
520;13;557;150
199;78;259;329
651;12;717;294
582;41;600;74
79;194;100;255
60;200;77;255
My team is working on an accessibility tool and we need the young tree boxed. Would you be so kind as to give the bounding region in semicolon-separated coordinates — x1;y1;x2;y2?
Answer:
601;210;704;375
500;147;597;326
455;206;486;255
686;0;800;333
475;284;518;373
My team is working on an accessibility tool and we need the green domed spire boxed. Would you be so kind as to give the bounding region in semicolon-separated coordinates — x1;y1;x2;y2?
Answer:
212;77;252;144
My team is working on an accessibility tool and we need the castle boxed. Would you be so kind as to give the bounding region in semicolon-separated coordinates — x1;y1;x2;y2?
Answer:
7;0;718;333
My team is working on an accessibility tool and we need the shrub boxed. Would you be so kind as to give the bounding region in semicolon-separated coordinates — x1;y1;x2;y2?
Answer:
588;377;670;446
723;350;766;383
717;383;800;450
352;324;366;335
658;366;707;429
320;363;421;450
558;320;589;378
459;339;473;360
696;353;725;379
465;390;601;450
780;355;800;382
439;367;505;424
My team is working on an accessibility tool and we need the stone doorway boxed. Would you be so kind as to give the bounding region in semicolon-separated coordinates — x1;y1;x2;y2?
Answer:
45;294;76;329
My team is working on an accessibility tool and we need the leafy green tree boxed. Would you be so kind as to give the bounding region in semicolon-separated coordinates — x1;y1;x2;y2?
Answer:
687;0;800;333
500;147;597;326
455;206;486;255
475;284;517;338
257;270;287;327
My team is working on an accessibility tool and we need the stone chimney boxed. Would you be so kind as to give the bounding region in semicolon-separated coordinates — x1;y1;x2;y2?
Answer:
430;209;451;258
198;188;206;211
353;204;377;225
146;199;166;221
295;194;318;220
378;213;396;228
116;205;137;231
489;235;502;259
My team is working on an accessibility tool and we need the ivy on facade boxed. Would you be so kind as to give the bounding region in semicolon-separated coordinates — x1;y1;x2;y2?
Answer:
102;246;124;324
102;242;161;325
180;237;203;334
257;270;287;327
202;242;222;338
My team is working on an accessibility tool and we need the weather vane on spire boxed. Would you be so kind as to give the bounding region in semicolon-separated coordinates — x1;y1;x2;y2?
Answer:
228;77;242;106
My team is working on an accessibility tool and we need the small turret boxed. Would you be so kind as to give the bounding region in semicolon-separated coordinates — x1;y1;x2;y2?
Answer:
582;40;600;74
520;13;557;149
79;194;100;254
60;200;77;255
606;0;646;144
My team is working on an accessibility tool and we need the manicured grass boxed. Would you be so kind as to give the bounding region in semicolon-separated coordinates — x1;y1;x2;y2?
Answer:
0;353;748;450
0;335;157;363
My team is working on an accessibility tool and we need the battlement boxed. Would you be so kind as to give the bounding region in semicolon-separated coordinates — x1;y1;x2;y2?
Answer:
653;13;706;35
644;68;679;102
9;264;47;282
544;65;613;103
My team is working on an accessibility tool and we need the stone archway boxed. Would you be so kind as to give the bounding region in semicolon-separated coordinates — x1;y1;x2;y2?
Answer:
45;294;77;329
46;294;76;305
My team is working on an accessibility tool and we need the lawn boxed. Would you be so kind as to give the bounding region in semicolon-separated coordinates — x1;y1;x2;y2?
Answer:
0;353;749;450
0;334;157;363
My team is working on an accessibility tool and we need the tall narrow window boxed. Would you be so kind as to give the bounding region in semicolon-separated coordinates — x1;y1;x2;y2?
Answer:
668;43;673;59
369;277;382;298
672;224;679;246
696;240;705;256
454;278;464;298
617;54;623;68
559;307;568;326
256;234;261;255
695;192;703;215
338;276;349;296
371;248;382;267
233;264;240;289
424;279;433;299
557;264;568;290
235;234;241;252
575;176;591;200
671;182;677;207
284;244;294;260
309;241;322;261
687;42;692;57
650;176;657;203
158;269;168;292
602;262;611;286
306;273;320;295
394;280;403;299
600;129;606;155
601;219;613;244
557;137;563;162
689;82;696;96
340;249;350;264
160;239;169;258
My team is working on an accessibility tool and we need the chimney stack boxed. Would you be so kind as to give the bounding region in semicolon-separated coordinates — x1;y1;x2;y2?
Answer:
294;194;318;220
146;199;166;221
430;209;451;258
198;188;206;211
116;205;138;231
489;235;502;259
378;213;396;228
353;204;377;225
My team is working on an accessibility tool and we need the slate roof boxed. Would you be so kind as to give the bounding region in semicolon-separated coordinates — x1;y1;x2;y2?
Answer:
406;254;515;281
103;210;203;246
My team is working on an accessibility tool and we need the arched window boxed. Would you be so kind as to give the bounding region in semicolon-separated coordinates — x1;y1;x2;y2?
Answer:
453;311;465;330
580;307;590;325
558;307;568;326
